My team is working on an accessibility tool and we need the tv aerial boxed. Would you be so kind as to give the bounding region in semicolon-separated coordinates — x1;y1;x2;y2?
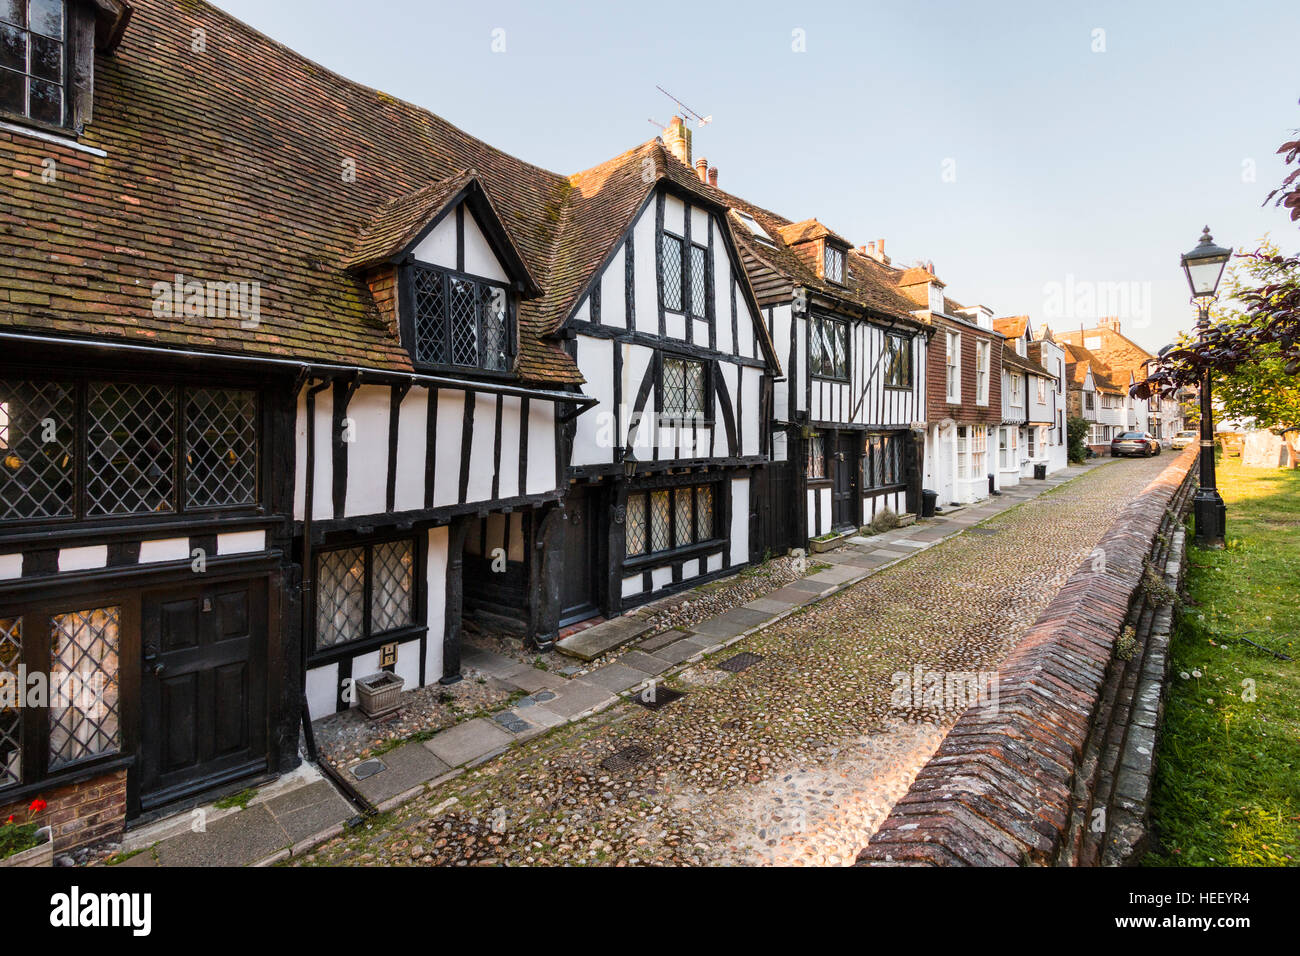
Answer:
655;85;713;129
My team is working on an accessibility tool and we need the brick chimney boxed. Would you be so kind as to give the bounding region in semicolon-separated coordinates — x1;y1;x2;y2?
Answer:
695;157;708;182
707;166;718;188
663;116;691;167
1100;316;1121;333
859;239;889;264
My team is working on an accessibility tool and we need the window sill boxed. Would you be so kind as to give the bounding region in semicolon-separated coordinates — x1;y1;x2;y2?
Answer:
623;537;726;571
0;118;107;157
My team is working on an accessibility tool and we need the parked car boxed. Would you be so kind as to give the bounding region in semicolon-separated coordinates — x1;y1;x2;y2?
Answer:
1111;431;1161;457
1170;429;1198;450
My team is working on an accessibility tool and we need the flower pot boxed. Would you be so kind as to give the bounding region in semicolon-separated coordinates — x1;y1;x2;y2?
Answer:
1;826;52;868
355;672;405;718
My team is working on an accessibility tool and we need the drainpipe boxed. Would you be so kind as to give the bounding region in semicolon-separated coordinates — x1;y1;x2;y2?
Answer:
298;376;375;819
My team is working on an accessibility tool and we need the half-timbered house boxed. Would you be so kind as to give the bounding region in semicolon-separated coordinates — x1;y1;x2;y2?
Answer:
673;188;929;546
0;0;784;848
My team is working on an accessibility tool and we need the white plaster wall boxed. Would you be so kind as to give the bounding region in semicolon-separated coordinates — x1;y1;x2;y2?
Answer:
729;476;750;566
344;386;390;517
466;393;497;503
393;387;429;513
425;526;448;681
600;245;627;329
432;391;465;506
573;335;615;466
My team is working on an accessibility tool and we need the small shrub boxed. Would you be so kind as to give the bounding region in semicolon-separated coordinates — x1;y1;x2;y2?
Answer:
870;507;901;534
1115;625;1138;661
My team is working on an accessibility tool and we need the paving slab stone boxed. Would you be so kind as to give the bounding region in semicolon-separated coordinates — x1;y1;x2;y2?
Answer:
651;637;711;665
423;717;514;767
154;805;289;868
805;565;863;585
266;780;354;843
536;680;615;719
618;649;674;675
742;597;793;614
867;548;911;560
497;666;567;694
640;629;691;652
583;662;649;692
556;615;653;661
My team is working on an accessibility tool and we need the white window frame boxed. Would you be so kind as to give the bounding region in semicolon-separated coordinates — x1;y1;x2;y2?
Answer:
946;331;961;403
975;341;990;406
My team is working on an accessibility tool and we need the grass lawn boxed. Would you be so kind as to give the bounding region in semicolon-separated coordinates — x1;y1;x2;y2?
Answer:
1145;456;1300;866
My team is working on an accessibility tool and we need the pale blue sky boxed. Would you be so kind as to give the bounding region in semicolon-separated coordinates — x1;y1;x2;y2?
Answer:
212;0;1300;353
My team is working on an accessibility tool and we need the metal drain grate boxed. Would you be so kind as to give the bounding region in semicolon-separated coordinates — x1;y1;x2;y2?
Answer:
718;652;764;673
601;745;651;772
631;684;686;711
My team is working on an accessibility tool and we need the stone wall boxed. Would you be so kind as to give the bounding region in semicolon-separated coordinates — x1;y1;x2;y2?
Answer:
1;768;127;858
856;448;1197;866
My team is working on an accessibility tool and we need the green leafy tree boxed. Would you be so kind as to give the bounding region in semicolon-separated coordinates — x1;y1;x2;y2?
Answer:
1067;416;1090;463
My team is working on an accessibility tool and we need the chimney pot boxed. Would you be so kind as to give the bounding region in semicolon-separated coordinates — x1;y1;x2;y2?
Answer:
695;157;708;182
663;117;692;167
877;239;885;257
707;166;718;187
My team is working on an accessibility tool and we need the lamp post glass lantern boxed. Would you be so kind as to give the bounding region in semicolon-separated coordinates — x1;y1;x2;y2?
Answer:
1181;226;1230;549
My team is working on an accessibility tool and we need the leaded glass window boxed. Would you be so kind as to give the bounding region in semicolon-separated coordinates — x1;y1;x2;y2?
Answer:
810;315;848;380
315;539;417;653
185;388;257;508
823;244;845;284
0;377;75;520
689;243;707;318
807;434;826;480
86;382;176;517
884;333;912;388
316;547;364;649
0;0;66;127
649;490;670;553
661;233;683;312
371;539;414;634
662;357;706;419
695;484;713;541
48;606;120;771
625;483;719;560
0;617;19;788
674;487;693;548
625;493;647;557
408;263;512;373
865;434;903;489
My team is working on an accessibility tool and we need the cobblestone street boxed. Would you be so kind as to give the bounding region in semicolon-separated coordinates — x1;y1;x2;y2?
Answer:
294;456;1170;867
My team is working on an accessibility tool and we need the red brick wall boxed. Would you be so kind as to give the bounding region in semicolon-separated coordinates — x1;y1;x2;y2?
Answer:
926;318;1004;425
2;770;127;855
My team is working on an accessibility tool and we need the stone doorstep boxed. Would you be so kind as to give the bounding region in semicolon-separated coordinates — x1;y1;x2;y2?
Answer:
555;614;655;661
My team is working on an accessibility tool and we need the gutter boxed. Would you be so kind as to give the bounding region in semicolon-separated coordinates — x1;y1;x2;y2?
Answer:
0;330;598;409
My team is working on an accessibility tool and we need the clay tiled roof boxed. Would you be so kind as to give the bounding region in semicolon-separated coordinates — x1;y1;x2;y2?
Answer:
1055;326;1156;384
776;218;851;248
0;0;782;386
686;183;925;325
993;315;1029;339
1001;344;1050;377
1064;343;1123;392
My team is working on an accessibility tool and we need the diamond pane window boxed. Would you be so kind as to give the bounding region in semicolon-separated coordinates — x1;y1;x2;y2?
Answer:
807;434;825;479
371;539;414;634
86;382;176;517
663;358;705;418
48;606;120;770
695;485;713;541
885;333;911;388
412;267;446;365
661;234;683;311
316;547;365;650
824;244;844;284
689;244;707;318
810;316;848;380
625;493;647;557
0;0;66;127
1;617;19;787
408;264;512;373
185;388;257;508
0;378;75;520
649;490;670;553
674;487;693;548
480;285;509;372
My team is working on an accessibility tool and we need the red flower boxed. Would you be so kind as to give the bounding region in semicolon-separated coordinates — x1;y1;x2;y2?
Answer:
4;814;13;825
28;798;47;815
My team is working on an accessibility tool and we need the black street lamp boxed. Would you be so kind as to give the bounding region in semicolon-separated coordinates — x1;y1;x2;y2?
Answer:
1180;225;1232;549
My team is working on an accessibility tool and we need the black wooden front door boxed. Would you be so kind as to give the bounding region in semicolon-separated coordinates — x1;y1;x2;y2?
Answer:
559;487;600;626
139;579;268;810
832;433;858;531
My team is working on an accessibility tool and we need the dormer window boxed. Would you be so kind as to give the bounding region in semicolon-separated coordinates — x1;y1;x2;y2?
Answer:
730;209;774;246
823;244;845;284
0;0;66;127
409;263;513;373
